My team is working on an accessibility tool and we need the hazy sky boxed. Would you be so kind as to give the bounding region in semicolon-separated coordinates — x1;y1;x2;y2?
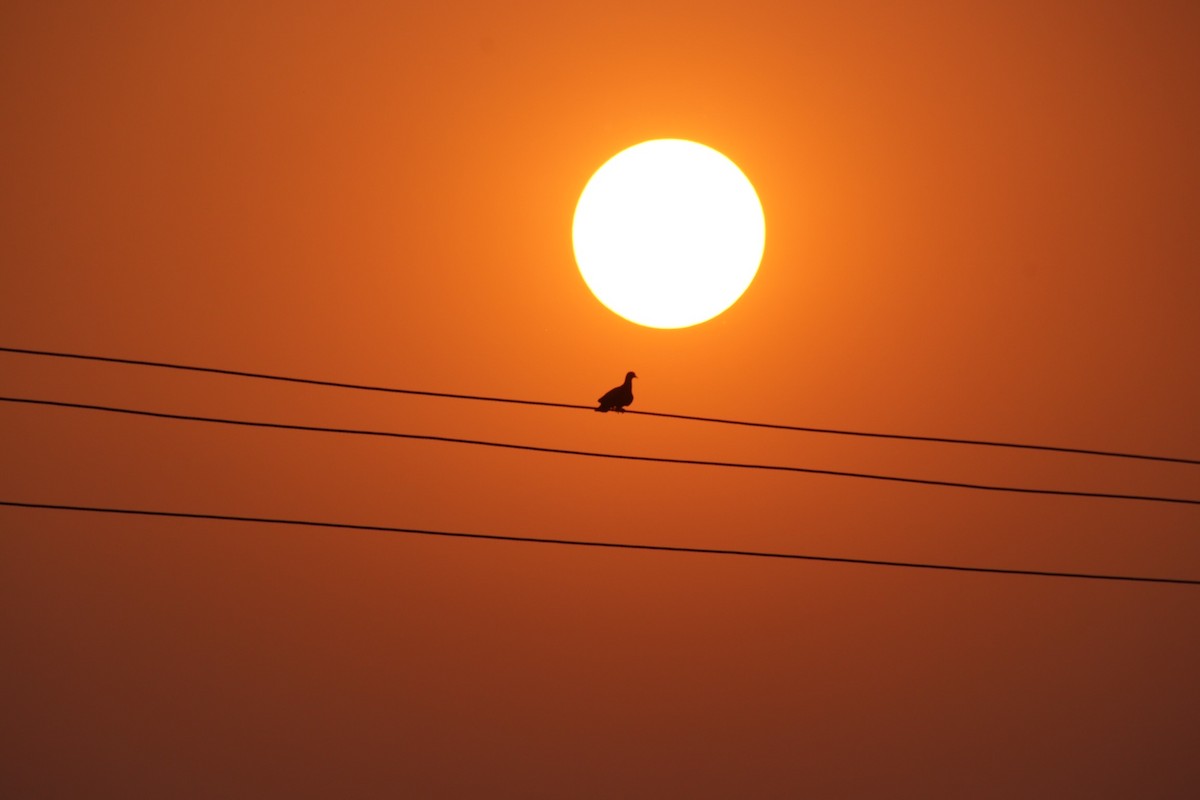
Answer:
2;1;1198;796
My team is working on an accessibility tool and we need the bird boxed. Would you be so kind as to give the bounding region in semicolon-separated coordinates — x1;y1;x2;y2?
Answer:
596;371;637;412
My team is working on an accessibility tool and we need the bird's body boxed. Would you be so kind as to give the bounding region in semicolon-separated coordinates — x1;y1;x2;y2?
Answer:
596;371;637;412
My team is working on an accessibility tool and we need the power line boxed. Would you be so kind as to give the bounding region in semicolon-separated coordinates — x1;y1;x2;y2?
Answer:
0;346;581;410
5;395;1198;507
2;500;1196;586
3;345;1195;467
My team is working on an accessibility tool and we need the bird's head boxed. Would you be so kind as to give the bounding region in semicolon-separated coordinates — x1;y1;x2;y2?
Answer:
626;371;638;381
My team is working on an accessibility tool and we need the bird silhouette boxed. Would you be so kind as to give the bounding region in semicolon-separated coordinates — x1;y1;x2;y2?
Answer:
596;371;637;412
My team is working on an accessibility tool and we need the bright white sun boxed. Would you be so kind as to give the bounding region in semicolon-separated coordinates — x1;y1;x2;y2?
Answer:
573;139;765;329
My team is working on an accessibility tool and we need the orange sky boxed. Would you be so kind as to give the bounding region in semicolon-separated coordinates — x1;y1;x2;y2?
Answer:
2;1;1198;796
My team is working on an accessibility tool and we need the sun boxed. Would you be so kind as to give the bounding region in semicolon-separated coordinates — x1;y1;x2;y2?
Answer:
572;139;765;329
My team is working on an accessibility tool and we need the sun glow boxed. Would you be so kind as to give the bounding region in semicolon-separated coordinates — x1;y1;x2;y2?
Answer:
572;139;765;329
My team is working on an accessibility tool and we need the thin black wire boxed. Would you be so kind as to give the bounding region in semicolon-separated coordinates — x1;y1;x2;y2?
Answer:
2;500;1196;586
4;395;1198;507
3;345;1195;466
